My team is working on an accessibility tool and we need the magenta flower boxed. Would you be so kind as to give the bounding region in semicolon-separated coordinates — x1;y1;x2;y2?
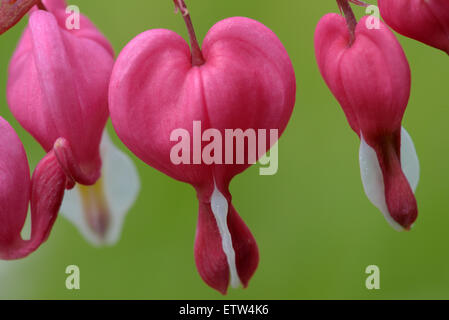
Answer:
314;7;420;230
0;116;66;259
109;1;296;293
6;0;140;246
378;0;449;55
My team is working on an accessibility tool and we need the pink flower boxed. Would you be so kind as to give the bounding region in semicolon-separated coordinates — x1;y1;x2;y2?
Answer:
6;0;140;246
7;6;112;184
314;12;420;230
0;116;66;259
109;1;296;293
378;0;449;54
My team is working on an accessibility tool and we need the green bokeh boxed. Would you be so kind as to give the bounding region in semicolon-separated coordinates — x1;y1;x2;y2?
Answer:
0;0;448;299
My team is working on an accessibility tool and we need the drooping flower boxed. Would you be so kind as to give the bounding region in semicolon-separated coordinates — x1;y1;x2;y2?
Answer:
6;0;139;246
109;0;296;293
0;116;66;259
314;4;420;230
378;0;449;55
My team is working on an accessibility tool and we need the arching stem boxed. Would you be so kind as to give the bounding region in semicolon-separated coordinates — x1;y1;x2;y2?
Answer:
173;0;205;66
337;0;358;45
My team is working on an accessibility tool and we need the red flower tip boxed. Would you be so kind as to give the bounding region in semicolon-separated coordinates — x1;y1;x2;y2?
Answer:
195;187;259;294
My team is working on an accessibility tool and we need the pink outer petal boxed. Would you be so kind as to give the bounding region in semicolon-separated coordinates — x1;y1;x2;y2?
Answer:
379;0;449;54
314;14;411;137
7;10;113;182
201;17;296;185
0;117;67;260
195;200;259;294
39;0;114;56
109;28;213;189
314;14;359;133
0;117;30;249
109;17;296;190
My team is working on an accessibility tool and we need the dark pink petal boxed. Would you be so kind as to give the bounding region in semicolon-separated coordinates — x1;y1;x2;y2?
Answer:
0;117;30;251
379;0;449;54
195;193;258;294
370;131;417;229
195;201;230;294
0;117;66;260
24;149;67;255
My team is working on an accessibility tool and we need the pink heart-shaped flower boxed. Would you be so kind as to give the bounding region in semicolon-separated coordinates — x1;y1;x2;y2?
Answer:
109;15;296;293
7;2;114;184
315;13;418;230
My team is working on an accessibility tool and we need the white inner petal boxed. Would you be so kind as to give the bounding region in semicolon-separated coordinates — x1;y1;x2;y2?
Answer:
359;127;419;231
61;130;140;246
400;127;420;193
210;184;241;289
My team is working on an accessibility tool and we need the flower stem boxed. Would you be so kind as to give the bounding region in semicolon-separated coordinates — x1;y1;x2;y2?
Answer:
336;0;358;45
173;0;205;66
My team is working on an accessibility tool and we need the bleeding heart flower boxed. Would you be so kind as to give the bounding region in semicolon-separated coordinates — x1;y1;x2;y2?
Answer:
109;0;296;293
0;116;66;259
314;3;420;230
6;0;140;246
378;0;449;55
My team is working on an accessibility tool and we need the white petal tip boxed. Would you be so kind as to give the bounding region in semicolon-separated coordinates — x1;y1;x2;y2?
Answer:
61;131;140;247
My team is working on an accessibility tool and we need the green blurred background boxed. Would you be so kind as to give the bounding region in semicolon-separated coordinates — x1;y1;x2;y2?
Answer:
0;0;448;299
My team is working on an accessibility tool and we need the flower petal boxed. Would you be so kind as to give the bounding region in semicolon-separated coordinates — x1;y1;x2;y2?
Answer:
359;126;419;231
7;10;113;180
194;185;259;294
0;117;30;249
400;127;419;193
60;131;140;246
210;185;241;289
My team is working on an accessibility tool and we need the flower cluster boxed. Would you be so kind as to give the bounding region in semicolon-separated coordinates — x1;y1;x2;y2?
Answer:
0;0;447;294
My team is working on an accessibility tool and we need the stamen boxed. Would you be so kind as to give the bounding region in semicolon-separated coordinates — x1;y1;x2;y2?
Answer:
79;177;110;240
